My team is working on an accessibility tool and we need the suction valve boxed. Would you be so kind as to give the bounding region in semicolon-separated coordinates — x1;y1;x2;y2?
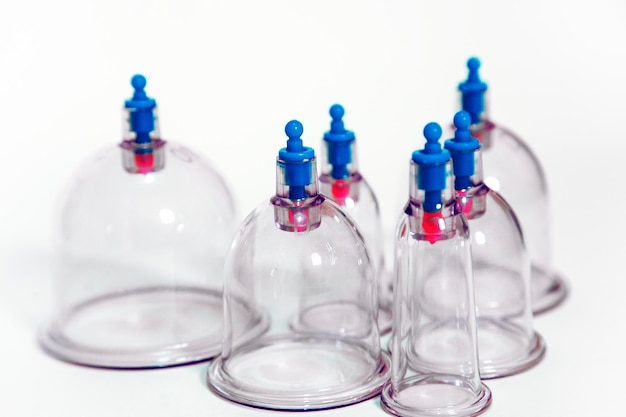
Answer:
279;120;315;200
458;57;488;124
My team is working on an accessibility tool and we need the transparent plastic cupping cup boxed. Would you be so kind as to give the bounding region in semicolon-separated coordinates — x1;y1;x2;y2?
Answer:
318;104;392;334
207;120;390;411
40;75;238;368
381;122;491;417
445;111;546;379
458;57;568;314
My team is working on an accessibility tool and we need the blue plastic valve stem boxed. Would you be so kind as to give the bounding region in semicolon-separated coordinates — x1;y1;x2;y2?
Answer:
323;104;355;179
444;111;481;190
412;123;450;213
279;120;316;200
458;57;488;125
124;74;157;154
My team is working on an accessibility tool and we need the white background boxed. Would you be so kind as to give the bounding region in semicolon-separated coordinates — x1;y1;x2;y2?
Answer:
1;1;625;416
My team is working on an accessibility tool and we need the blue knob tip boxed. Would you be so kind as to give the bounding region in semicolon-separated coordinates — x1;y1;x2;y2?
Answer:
423;122;442;142
125;73;155;113
467;57;481;71
446;110;480;153
131;74;147;91
412;121;449;165
453;110;472;130
329;104;345;120
422;122;444;156
285;120;304;140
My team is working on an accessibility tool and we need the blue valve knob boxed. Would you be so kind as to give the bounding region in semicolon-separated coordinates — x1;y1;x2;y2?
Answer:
458;57;488;125
279;120;315;200
323;104;355;179
124;74;157;145
445;111;481;190
412;122;450;212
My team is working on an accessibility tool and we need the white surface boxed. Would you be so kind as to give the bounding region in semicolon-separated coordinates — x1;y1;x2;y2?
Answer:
1;1;625;416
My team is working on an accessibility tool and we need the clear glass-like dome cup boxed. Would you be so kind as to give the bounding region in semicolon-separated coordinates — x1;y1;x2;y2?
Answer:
470;120;568;313
208;159;390;411
41;140;239;368
381;161;491;417
319;140;392;334
457;150;546;378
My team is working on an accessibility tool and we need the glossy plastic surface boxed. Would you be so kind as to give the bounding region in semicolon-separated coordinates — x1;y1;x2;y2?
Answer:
458;182;546;378
457;58;568;313
382;124;491;417
471;120;568;313
320;104;391;333
319;173;391;332
41;141;239;368
447;111;545;378
208;121;389;411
